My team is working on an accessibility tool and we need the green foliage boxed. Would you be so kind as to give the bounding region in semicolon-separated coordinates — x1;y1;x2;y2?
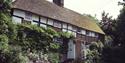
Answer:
100;11;116;36
115;6;125;46
85;41;104;63
59;32;74;39
0;0;12;13
50;43;60;50
0;34;9;52
0;0;75;62
48;53;59;63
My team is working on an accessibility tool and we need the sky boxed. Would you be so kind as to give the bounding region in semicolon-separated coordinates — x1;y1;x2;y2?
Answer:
47;0;123;20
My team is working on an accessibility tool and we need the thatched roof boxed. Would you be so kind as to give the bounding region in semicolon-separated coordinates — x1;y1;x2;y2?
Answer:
12;0;105;34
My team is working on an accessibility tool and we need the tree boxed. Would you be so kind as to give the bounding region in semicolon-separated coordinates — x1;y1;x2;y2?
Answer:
115;6;125;46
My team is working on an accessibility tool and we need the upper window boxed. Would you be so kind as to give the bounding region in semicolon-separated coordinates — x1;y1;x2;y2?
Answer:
91;32;95;37
68;25;72;30
25;12;32;20
40;17;47;24
62;23;67;29
95;33;99;38
81;30;86;35
48;19;53;26
72;26;77;32
77;28;81;34
86;31;90;36
54;21;61;28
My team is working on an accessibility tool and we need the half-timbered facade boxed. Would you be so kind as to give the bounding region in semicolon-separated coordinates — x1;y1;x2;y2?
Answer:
11;0;105;62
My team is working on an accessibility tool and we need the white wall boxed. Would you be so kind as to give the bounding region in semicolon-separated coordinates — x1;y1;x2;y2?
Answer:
12;16;22;24
13;9;39;25
13;9;25;18
67;40;76;59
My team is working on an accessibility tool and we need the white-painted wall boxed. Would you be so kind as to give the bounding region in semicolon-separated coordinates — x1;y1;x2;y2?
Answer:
12;9;39;24
13;9;25;18
67;40;76;59
12;16;22;24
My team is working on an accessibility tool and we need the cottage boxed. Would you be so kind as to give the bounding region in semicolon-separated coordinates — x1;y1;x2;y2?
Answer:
11;0;105;62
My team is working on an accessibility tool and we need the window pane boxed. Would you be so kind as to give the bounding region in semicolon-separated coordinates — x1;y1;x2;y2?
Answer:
48;19;53;25
40;17;47;24
95;33;99;38
86;31;89;36
81;30;86;35
77;28;81;33
25;12;32;20
72;26;77;32
68;25;72;30
54;21;61;28
91;32;95;37
62;23;67;28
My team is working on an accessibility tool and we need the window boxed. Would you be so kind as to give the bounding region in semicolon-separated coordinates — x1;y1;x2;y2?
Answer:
95;33;99;38
54;21;61;28
32;15;39;25
62;23;67;29
86;31;90;36
81;30;86;35
40;17;47;24
72;26;77;32
77;28;81;34
32;15;39;21
25;12;32;20
91;32;95;37
48;19;53;25
68;25;72;30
